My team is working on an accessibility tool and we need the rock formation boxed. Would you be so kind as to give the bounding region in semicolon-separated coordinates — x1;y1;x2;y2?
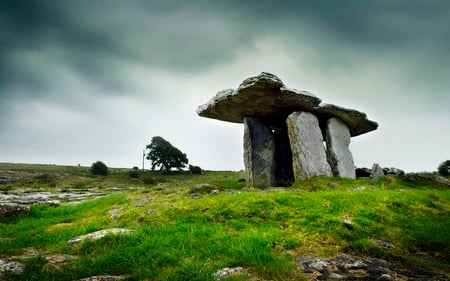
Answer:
197;72;378;188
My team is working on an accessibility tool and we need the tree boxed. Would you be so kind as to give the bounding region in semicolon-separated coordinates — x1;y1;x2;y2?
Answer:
90;161;108;176
438;160;450;176
146;136;188;171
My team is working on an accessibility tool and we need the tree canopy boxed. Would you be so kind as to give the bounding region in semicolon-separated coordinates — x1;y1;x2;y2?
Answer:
146;136;188;171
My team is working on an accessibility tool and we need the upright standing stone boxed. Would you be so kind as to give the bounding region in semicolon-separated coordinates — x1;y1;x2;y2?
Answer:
371;163;385;178
243;117;276;188
326;118;356;178
287;112;332;180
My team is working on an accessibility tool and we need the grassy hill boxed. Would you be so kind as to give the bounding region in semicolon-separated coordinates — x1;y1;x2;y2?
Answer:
0;163;449;280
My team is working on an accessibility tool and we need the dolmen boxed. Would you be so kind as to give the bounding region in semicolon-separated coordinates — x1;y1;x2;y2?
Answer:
197;72;378;188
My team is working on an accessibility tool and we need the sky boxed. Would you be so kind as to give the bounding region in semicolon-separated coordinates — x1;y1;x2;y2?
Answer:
1;0;449;172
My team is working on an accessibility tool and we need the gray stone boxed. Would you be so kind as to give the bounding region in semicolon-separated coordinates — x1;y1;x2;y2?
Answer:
188;183;220;194
243;117;276;188
214;267;249;280
287;112;332;180
197;72;321;127
371;163;385;178
326;118;355;178
0;259;24;277
78;276;125;281
0;203;30;220
68;228;134;245
314;103;378;137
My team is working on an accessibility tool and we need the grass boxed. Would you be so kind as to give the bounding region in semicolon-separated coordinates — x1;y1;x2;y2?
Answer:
0;163;449;280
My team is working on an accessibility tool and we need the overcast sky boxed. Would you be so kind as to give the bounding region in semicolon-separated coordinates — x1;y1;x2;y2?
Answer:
1;0;449;172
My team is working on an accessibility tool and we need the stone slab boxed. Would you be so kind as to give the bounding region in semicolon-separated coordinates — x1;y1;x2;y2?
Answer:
326;118;356;178
243;117;276;188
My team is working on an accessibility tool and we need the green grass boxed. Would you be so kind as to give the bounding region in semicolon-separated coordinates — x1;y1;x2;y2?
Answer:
0;163;449;280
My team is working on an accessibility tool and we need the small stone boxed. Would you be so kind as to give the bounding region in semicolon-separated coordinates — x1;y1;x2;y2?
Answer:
68;228;134;245
0;259;24;276
375;240;395;250
210;189;219;195
190;193;203;199
214;267;248;280
188;184;220;194
327;182;339;188
78;275;125;281
377;274;393;280
108;207;124;219
328;272;345;279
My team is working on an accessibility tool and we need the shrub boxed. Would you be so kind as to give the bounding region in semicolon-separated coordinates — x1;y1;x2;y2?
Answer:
438;160;450;176
90;161;108;176
189;164;202;175
143;176;156;185
129;167;140;178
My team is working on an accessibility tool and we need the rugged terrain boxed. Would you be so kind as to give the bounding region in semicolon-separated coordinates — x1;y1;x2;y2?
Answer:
0;163;449;280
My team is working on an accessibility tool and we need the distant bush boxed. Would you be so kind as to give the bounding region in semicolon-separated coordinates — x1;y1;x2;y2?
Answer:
438;160;450;176
143;176;156;185
189;164;202;175
129;167;140;178
90;161;108;176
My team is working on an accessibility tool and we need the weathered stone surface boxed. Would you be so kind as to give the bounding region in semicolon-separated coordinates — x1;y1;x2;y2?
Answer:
355;167;371;178
287;112;332;180
214;267;249;280
79;275;125;281
314;103;378;137
188;183;220;194
197;72;321;127
297;254;447;281
326;118;355;178
383;167;405;176
244;117;276;188
0;203;30;220
371;163;385;178
0;259;24;277
68;228;134;245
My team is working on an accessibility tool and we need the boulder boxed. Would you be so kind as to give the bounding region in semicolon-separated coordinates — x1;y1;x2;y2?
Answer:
243;117;277;188
0;259;24;278
325;118;356;178
0;203;30;220
371;163;385;178
287;112;332;180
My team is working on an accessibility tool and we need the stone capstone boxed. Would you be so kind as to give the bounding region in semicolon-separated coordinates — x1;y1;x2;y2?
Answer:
287;112;332;180
326;118;356;178
197;72;321;128
243;117;277;188
0;203;30;220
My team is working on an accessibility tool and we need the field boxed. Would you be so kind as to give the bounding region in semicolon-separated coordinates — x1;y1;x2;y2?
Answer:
0;163;449;280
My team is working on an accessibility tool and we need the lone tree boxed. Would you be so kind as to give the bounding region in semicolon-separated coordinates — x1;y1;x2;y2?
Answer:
146;136;188;171
90;161;108;176
438;160;450;176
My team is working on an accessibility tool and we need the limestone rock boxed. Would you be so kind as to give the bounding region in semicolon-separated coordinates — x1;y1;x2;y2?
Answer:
68;228;134;245
79;276;125;281
0;203;30;220
0;259;24;278
287;112;332;180
314;103;378;137
326;118;355;178
188;183;220;194
371;163;385;178
214;267;249;280
383;167;405;176
243;117;276;188
197;72;321;127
